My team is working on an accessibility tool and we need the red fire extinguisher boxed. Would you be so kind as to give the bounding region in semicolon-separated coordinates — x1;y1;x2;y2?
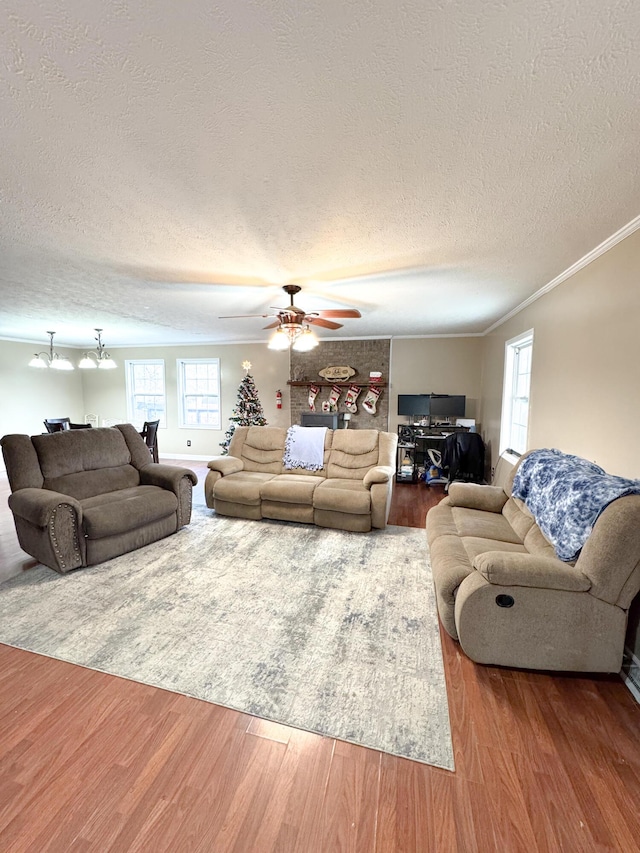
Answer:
276;389;282;409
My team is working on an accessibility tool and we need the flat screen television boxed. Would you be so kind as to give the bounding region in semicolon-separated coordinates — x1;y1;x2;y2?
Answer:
397;394;431;416
429;395;466;418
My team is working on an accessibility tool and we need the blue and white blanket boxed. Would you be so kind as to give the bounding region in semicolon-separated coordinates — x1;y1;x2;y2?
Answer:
283;425;327;471
511;448;640;562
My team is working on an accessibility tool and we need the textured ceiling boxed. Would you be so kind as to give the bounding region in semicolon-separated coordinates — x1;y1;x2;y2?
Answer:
1;0;639;347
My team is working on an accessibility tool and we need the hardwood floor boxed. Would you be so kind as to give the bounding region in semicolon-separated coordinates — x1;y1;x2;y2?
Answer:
0;460;639;852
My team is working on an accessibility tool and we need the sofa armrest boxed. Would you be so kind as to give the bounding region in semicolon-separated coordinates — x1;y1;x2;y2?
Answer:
140;464;197;528
8;489;84;572
447;483;508;513
9;488;83;527
473;551;592;592
207;455;244;476
140;463;198;491
363;465;394;488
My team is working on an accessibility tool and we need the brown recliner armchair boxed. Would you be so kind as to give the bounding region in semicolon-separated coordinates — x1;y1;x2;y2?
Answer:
1;424;197;573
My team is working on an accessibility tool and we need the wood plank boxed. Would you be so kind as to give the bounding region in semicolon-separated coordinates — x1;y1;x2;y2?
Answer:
318;739;380;853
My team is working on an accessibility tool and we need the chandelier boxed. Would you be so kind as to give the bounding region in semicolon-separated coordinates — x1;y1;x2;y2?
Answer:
267;322;319;352
28;331;75;371
78;329;117;370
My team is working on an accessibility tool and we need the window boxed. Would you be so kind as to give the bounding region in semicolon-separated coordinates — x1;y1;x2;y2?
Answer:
177;358;221;429
500;330;533;455
125;360;166;428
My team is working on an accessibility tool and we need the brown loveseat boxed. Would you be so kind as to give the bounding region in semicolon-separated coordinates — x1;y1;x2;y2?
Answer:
205;426;397;532
426;451;640;672
1;424;197;573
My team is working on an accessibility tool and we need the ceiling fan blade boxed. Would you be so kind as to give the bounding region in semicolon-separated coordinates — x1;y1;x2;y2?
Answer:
262;320;282;329
317;309;362;319
218;313;273;319
308;317;343;330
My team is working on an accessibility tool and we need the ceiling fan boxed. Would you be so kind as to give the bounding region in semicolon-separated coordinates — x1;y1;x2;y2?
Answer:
219;284;361;350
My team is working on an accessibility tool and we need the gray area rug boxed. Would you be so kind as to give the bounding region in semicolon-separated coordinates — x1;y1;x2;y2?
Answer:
0;509;454;770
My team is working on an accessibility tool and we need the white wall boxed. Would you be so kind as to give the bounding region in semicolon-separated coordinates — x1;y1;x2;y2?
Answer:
0;340;85;439
389;337;484;436
480;226;640;478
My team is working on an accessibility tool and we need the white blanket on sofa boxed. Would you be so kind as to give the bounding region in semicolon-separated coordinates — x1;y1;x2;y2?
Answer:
283;425;327;471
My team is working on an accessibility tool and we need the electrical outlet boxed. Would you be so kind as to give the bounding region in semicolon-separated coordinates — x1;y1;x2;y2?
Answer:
187;440;191;447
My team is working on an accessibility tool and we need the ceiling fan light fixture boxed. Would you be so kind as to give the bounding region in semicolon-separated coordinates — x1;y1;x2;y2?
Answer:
292;326;319;352
268;326;294;350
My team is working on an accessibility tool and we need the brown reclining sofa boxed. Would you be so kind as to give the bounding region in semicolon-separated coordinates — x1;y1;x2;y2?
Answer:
1;424;197;573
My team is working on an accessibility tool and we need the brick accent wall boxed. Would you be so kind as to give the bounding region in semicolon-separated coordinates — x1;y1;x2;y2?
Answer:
289;339;390;430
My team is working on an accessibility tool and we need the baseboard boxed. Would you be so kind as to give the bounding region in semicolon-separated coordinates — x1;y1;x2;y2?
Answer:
621;645;640;703
159;453;211;462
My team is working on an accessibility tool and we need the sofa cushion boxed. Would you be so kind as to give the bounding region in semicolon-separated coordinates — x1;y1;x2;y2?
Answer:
32;428;141;500
523;524;557;558
462;536;527;564
314;479;371;514
502;497;536;542
447;482;508;513
33;428;131;479
260;474;324;505
45;465;141;501
234;426;287;474
426;503;460;545
213;471;277;506
451;506;523;544
81;486;177;539
327;430;380;480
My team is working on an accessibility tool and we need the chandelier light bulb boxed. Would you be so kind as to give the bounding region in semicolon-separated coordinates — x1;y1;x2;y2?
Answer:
27;331;75;370
79;329;117;369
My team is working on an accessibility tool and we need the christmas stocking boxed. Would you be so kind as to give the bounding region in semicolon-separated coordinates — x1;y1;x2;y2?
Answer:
327;384;342;410
344;384;361;413
362;385;382;414
308;384;320;411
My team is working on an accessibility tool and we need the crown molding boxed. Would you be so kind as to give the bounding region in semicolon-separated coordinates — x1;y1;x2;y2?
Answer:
483;212;640;335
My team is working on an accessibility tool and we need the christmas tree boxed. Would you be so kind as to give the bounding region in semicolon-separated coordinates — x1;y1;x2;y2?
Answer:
220;361;267;454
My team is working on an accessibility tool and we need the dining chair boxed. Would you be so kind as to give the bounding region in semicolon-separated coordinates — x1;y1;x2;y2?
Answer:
140;419;160;463
44;418;71;433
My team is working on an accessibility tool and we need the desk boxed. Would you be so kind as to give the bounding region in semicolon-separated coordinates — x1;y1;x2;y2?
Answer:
396;426;468;483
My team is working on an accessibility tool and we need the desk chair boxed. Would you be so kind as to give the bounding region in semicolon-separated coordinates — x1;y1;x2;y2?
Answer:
441;431;485;490
140;419;160;463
